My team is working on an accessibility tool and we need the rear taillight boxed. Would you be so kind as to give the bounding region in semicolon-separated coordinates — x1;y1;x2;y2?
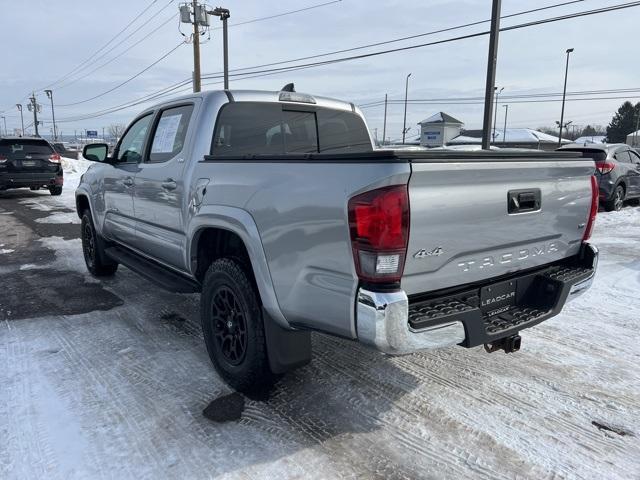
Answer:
48;153;61;163
0;155;6;163
348;185;409;283
595;161;615;174
583;175;598;241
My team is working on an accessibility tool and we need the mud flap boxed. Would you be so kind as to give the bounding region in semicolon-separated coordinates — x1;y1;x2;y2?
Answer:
263;309;312;374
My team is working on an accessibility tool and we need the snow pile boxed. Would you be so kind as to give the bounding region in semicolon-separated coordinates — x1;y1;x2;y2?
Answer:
61;155;92;176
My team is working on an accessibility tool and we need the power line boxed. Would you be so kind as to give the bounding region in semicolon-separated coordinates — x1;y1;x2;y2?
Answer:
55;3;177;90
358;87;640;108
41;0;340;108
55;1;640;121
57;42;185;107
203;0;585;77
211;0;343;30
360;95;640;108
43;0;162;90
200;1;640;82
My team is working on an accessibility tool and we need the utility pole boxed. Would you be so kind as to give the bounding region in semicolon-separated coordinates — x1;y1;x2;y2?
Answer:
502;104;509;144
16;104;24;136
192;0;202;92
481;0;502;150
28;93;40;137
492;86;503;143
44;90;58;141
209;7;230;89
402;73;412;144
382;93;388;146
558;48;574;146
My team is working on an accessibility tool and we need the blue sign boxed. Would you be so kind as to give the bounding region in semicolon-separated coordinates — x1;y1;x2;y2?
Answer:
86;130;98;137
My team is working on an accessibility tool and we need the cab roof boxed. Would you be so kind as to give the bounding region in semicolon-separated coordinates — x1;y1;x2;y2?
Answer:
147;89;358;114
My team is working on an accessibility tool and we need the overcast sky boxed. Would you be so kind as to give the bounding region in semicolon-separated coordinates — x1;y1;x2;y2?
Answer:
1;0;638;140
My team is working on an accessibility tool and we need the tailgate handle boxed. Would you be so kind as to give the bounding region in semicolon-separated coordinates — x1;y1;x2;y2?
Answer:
508;189;541;214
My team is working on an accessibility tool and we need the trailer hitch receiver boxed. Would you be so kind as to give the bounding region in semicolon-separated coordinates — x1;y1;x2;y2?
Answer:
484;334;521;354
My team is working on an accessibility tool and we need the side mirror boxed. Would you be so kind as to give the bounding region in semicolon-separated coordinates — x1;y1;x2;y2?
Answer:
83;143;109;162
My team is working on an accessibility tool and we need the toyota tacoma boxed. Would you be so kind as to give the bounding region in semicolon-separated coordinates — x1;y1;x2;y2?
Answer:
76;87;599;393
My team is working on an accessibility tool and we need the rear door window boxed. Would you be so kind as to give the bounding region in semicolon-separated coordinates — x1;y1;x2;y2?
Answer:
211;102;371;156
0;139;53;159
615;150;632;163
148;104;194;163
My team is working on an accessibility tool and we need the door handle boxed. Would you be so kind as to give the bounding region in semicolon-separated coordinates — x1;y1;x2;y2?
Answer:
123;177;134;187
161;179;177;191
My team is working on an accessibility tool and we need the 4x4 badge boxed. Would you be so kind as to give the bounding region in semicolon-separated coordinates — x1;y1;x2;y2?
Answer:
414;247;444;259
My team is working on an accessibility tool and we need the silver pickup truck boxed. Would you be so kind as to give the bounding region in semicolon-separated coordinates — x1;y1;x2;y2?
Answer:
77;87;599;394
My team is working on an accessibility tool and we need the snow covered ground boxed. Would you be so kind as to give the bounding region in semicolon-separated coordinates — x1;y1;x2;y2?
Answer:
0;158;639;479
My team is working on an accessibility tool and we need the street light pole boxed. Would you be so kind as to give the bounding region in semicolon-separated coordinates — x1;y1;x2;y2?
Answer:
382;93;388;146
16;104;24;136
402;73;412;145
558;47;574;146
481;0;502;150
209;7;231;89
492;86;503;143
44;89;58;141
502;104;509;144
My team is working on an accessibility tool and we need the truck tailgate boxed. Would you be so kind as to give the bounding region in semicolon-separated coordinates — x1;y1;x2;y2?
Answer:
402;158;595;296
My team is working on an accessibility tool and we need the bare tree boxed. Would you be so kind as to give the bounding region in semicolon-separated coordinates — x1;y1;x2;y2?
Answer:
108;123;126;141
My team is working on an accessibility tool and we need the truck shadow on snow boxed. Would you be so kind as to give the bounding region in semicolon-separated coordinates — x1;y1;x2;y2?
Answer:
149;302;422;478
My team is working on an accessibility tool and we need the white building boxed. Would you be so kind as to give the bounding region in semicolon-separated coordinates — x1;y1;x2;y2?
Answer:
417;112;463;147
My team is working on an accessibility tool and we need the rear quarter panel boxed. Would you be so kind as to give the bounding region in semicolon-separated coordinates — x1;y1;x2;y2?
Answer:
196;160;410;338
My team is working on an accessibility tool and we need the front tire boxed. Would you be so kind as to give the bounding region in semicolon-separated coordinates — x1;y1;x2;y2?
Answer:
81;210;118;276
604;185;624;212
201;258;277;395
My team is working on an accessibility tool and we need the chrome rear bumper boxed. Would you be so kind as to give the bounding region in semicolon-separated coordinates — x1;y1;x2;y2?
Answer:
356;289;465;355
356;243;598;355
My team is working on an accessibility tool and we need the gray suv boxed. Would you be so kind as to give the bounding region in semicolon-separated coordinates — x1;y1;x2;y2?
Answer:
559;143;640;211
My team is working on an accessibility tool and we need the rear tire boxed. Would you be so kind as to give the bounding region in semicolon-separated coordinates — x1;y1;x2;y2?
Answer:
49;186;63;196
604;185;624;212
81;210;118;276
201;258;277;395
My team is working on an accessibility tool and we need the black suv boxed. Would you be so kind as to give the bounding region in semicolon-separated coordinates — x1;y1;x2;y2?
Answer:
0;137;63;196
559;143;640;211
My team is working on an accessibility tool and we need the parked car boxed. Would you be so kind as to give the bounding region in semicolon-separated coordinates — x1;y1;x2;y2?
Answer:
559;143;640;211
0;137;63;195
76;88;599;394
52;142;71;156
